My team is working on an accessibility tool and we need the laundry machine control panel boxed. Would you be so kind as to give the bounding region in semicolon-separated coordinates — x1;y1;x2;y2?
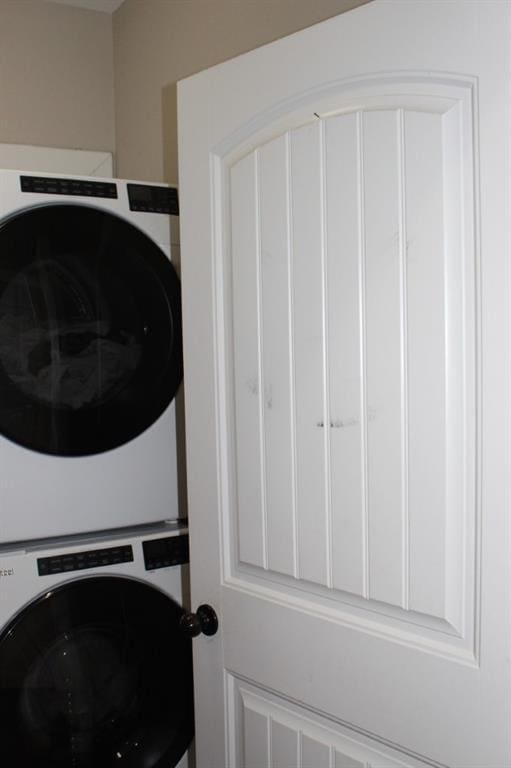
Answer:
127;183;179;215
37;544;133;576
20;175;118;198
143;533;189;570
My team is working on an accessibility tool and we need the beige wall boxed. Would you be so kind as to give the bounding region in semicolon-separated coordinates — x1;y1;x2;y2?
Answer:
0;1;370;182
0;0;114;154
113;0;370;183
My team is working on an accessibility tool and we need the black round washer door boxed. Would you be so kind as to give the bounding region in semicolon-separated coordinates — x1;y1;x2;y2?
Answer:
0;576;194;768
0;204;182;456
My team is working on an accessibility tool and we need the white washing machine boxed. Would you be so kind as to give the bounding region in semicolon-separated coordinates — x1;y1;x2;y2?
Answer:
0;521;194;767
0;170;183;543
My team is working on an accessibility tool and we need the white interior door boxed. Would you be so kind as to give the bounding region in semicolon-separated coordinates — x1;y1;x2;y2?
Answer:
178;1;511;765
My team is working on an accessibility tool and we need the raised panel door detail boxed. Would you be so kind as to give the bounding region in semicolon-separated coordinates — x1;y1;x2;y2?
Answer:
229;675;428;767
228;82;475;658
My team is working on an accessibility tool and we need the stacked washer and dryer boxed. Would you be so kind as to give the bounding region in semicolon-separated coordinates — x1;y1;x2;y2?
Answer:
0;170;194;768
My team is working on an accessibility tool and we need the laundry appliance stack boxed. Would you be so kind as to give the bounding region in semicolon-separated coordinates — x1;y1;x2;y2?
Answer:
0;170;193;768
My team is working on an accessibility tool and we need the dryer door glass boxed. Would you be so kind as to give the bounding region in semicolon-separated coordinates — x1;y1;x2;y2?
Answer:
0;576;194;768
0;204;182;455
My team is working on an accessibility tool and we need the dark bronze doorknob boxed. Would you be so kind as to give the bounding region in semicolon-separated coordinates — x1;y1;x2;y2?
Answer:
180;604;219;638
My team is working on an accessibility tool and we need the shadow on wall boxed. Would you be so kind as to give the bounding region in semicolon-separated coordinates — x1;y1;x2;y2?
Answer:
162;81;187;522
162;82;179;186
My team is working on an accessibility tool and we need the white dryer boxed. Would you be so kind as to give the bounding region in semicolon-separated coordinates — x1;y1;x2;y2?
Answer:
0;521;194;767
0;170;182;543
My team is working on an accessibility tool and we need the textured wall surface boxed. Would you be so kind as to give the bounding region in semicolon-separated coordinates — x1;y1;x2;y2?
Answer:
113;0;370;183
0;0;114;154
